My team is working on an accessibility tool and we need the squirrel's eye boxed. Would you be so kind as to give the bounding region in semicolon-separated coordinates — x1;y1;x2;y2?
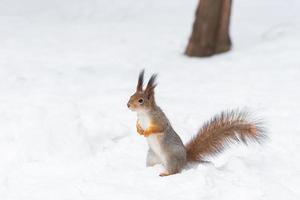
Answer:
138;98;144;104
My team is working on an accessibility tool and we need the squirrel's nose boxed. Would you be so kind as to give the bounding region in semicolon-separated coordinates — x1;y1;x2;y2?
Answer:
127;103;130;108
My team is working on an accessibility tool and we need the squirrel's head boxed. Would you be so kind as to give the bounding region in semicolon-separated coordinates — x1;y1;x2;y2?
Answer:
127;69;157;112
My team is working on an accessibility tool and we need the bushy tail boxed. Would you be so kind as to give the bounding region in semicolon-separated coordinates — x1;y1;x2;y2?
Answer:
185;110;266;162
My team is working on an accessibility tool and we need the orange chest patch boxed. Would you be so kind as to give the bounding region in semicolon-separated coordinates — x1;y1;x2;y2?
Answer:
143;122;165;137
137;113;165;137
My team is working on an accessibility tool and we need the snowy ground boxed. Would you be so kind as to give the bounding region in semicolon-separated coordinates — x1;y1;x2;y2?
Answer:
0;0;300;199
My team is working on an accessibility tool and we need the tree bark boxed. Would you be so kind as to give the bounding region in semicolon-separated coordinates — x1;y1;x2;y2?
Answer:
185;0;232;57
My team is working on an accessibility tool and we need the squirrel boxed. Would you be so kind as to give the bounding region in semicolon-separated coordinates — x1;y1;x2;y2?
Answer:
127;70;266;177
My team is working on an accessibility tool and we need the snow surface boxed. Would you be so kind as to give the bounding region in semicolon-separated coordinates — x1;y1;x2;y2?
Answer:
0;0;300;199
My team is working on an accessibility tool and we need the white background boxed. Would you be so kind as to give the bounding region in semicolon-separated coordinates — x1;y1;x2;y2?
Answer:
0;0;299;199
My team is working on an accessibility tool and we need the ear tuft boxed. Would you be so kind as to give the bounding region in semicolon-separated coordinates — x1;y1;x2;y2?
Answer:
136;69;145;91
145;73;158;98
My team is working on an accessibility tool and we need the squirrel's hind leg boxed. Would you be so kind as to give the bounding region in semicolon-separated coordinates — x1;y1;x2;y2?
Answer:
146;149;161;167
160;154;186;177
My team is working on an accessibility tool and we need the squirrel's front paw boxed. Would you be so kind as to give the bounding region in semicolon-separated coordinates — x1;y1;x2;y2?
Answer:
143;130;151;137
136;124;144;135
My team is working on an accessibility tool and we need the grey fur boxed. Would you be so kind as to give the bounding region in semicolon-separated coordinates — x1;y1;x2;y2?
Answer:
145;105;187;174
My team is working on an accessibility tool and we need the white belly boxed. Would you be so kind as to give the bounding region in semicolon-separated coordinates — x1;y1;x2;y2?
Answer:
147;134;165;162
137;112;165;162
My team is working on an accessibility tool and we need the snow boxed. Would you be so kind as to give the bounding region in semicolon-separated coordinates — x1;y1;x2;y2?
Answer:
0;0;300;199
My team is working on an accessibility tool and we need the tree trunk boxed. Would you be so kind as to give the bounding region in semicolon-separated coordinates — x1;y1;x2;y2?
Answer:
185;0;232;57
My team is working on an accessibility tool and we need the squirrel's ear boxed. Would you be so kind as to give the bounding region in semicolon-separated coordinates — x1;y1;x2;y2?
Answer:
136;69;145;91
145;73;157;99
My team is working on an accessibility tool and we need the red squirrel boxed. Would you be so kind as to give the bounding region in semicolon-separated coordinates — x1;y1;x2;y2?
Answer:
127;70;266;176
